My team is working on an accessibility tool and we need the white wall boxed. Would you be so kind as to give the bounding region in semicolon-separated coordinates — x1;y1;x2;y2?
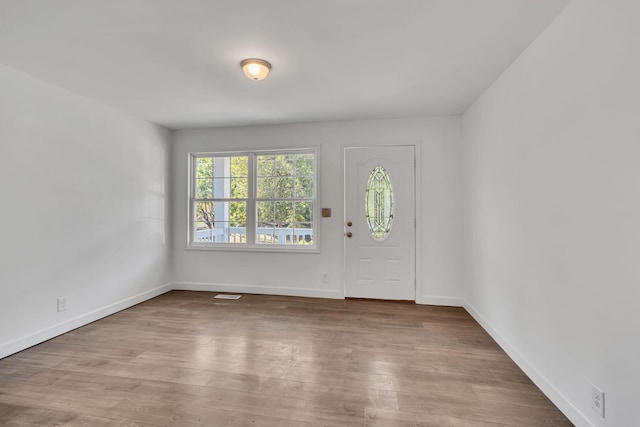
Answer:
462;0;640;425
0;64;172;358
172;117;463;305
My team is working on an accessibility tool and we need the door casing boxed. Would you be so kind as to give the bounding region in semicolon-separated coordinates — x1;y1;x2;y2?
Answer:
342;144;422;302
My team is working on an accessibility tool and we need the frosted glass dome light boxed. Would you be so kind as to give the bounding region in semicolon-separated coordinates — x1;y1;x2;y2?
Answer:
241;58;271;81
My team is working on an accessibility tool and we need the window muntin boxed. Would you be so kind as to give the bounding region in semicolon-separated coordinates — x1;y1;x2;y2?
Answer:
189;150;317;250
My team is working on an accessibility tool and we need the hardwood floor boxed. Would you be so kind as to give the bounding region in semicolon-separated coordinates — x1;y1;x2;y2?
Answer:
0;291;573;426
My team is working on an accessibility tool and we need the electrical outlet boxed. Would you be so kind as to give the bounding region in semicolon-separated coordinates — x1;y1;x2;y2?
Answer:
591;384;605;418
321;272;329;283
57;296;67;312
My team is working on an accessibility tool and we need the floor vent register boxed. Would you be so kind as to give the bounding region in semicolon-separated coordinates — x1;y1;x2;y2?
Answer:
214;294;242;300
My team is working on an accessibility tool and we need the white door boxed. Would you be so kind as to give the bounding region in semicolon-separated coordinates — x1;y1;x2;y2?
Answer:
344;146;416;300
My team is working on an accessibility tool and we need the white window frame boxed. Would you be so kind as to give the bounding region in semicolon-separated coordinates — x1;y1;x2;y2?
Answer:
187;148;320;253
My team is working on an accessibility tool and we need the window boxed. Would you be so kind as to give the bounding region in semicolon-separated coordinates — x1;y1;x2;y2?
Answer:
189;149;317;251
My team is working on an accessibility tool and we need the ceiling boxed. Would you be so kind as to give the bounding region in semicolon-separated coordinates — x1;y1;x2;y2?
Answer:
0;0;570;129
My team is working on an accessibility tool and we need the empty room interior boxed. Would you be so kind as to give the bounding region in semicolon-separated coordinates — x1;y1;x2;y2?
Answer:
0;0;638;426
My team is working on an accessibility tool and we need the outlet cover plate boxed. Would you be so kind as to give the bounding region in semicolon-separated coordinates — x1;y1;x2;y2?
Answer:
57;296;67;312
591;384;605;418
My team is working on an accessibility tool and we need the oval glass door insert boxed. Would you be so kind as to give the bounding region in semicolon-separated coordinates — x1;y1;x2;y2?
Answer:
365;165;394;241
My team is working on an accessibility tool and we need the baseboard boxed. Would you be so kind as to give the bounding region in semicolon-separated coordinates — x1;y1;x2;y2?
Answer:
0;283;173;360
172;281;343;299
418;295;464;307
463;301;591;427
173;284;463;305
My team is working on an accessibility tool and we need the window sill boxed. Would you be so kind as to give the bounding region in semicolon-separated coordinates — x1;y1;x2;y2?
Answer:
185;244;320;254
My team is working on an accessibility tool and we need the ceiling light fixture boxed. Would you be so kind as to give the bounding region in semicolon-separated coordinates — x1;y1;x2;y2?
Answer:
241;58;271;81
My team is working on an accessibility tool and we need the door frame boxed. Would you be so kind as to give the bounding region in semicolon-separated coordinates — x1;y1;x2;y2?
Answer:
341;143;423;303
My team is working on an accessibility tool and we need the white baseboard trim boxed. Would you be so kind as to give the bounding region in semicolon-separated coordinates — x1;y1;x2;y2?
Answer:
0;283;173;360
172;282;344;299
463;301;591;427
418;295;464;307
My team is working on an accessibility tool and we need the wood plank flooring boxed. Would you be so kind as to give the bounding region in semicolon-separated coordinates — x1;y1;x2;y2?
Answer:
0;291;573;426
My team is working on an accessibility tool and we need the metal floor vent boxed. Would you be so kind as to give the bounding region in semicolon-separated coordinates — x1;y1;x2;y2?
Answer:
214;294;242;300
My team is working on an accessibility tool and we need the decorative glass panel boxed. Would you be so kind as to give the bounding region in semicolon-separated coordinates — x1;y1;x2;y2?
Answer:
365;165;394;241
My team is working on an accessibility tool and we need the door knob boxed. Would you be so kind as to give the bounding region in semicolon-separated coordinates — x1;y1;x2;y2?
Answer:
346;232;353;238
346;221;352;227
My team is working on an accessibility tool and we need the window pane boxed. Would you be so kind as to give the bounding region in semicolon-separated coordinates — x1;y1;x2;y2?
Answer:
212;178;229;198
296;231;313;245
293;212;313;245
196;157;213;179
275;177;294;198
226;225;247;243
213;177;248;199
296;156;314;176
275;155;295;177
231;178;248;199
295;177;313;198
194;201;246;244
228;201;247;227
194;220;214;243
257;155;275;177
214;222;247;243
256;223;276;244
230;156;248;178
256;224;296;245
275;202;293;226
257;177;275;198
196;179;212;199
194;201;215;242
208;156;248;179
294;201;313;225
257;201;275;224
